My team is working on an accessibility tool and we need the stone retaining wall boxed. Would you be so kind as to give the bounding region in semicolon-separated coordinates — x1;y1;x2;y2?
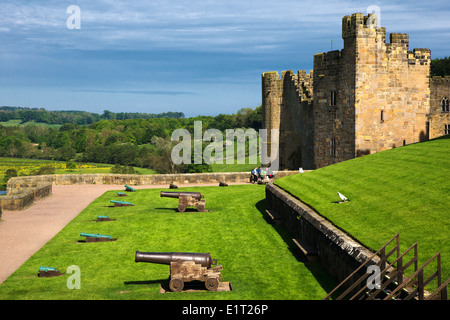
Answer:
266;182;380;288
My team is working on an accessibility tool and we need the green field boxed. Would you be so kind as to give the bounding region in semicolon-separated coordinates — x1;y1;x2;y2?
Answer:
0;185;336;300
0;157;160;190
0;120;61;129
275;135;450;289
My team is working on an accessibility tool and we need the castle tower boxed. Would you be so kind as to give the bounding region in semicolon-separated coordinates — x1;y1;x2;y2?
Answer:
262;70;314;169
262;13;432;170
345;13;431;155
312;12;431;168
261;71;282;165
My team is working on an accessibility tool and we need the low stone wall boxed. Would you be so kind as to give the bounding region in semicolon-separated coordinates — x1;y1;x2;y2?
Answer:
6;171;298;193
0;184;52;211
2;171;298;211
266;182;380;288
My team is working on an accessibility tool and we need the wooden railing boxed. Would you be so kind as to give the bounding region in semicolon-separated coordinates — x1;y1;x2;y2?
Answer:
323;233;400;300
383;251;447;300
324;233;449;300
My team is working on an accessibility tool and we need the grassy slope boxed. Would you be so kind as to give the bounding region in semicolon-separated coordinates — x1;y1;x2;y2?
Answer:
0;185;335;300
275;136;450;287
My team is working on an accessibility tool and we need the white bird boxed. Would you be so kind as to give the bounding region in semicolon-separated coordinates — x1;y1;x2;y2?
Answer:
337;192;348;202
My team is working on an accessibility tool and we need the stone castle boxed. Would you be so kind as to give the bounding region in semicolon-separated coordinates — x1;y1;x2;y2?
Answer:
262;13;450;170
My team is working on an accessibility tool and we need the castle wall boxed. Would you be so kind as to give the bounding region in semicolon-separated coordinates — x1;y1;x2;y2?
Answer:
312;45;356;168
279;71;314;170
429;77;450;139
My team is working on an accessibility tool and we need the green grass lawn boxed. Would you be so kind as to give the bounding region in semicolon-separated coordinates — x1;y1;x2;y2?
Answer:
0;185;336;300
274;135;450;289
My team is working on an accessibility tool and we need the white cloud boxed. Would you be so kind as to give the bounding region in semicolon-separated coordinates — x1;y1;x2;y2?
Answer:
1;0;448;54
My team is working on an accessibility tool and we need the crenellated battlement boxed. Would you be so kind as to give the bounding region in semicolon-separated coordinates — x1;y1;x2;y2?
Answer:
432;75;450;84
262;69;313;102
342;13;385;40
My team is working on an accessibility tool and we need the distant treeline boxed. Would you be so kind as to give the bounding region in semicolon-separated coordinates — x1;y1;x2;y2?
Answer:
0;107;185;125
0;106;262;174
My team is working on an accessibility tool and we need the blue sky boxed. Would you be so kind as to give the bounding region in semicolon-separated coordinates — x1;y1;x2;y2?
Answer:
0;1;449;117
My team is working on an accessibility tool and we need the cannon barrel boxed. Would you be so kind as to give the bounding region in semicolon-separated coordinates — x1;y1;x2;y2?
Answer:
80;232;112;239
160;191;203;200
135;251;216;268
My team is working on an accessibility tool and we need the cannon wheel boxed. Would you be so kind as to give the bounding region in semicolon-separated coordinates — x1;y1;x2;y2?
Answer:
177;204;186;212
197;200;206;212
205;276;219;291
169;277;184;292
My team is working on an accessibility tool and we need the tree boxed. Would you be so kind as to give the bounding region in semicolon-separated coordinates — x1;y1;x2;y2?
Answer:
30;165;55;175
4;168;18;183
247;105;262;130
73;129;87;153
234;107;254;128
101;110;115;120
66;161;77;171
147;136;185;174
431;57;450;77
110;164;137;174
56;144;76;161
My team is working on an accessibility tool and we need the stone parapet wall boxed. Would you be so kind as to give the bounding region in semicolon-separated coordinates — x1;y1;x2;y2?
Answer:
7;171;297;190
2;171;298;211
0;184;52;211
266;182;379;287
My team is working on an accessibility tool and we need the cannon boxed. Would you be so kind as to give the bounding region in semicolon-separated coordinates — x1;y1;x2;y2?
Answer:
110;200;133;207
125;185;136;192
96;215;116;222
160;191;206;212
135;251;223;292
39;266;63;278
80;232;116;242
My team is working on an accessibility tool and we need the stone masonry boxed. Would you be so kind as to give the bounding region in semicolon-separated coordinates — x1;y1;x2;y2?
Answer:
263;13;450;170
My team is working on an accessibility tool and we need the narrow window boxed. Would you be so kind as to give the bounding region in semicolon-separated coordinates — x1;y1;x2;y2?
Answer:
331;138;337;157
442;98;449;113
330;90;337;106
445;124;449;135
403;140;406;146
381;110;384;122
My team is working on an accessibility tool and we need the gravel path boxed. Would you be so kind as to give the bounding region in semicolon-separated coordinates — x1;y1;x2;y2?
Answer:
0;182;245;284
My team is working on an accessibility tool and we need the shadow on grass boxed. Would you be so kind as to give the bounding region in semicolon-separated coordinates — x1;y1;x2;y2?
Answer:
124;279;165;286
255;199;340;299
124;278;215;292
154;207;214;213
